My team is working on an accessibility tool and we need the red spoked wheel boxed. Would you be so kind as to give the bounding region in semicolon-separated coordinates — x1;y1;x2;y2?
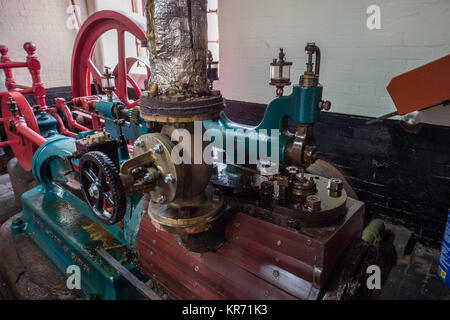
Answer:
71;10;150;109
113;56;151;105
1;92;40;171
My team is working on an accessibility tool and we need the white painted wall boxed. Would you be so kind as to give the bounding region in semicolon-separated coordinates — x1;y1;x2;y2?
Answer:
87;0;147;76
0;0;88;88
214;0;450;126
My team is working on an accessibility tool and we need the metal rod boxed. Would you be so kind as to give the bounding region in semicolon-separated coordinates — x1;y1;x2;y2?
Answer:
71;0;82;29
0;62;27;69
10;84;32;90
226;162;260;174
71;105;131;128
96;247;162;300
365;111;398;125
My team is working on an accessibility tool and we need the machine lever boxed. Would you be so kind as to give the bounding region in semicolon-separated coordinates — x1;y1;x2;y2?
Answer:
96;247;162;300
365;111;398;125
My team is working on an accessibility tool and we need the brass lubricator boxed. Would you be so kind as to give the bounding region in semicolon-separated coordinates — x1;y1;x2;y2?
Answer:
283;42;331;168
299;42;321;88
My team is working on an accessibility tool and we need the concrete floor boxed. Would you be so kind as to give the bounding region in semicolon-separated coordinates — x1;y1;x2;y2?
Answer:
0;173;21;299
377;243;450;300
0;172;448;300
0;174;21;227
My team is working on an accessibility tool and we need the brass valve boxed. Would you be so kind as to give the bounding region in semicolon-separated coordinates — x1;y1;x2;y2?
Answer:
299;42;321;87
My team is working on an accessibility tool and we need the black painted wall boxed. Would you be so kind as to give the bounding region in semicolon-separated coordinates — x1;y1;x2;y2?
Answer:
23;86;73;106
224;99;450;249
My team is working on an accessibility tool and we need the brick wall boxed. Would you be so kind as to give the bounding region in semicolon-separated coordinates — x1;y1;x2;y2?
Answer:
0;0;88;88
215;0;450;126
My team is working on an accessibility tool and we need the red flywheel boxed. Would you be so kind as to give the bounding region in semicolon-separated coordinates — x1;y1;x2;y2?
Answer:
71;10;151;109
1;92;40;171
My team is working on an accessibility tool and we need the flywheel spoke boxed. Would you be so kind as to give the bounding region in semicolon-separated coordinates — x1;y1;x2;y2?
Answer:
103;192;115;206
84;168;97;184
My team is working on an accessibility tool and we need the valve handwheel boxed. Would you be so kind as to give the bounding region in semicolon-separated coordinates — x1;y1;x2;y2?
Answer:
1;91;41;171
71;10;151;109
79;151;126;225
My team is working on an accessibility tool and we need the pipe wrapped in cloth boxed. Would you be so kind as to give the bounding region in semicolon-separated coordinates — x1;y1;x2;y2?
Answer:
145;0;209;96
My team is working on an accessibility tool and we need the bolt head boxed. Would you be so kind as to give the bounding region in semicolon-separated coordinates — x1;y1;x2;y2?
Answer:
134;139;144;147
164;174;174;184
328;178;343;191
306;195;321;213
156;195;166;204
143;173;153;183
328;178;343;197
152;144;163;154
88;184;100;199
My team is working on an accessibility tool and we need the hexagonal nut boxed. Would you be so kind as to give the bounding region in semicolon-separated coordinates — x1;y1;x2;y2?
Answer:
152;144;163;154
319;100;332;111
322;100;331;110
285;166;298;176
305;195;321;213
144;173;154;183
164;174;175;184
328;178;343;197
134;139;144;148
155;195;166;204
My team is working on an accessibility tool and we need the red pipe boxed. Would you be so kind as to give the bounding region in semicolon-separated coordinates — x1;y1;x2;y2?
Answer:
71;121;90;132
0;141;11;148
0;62;27;69
10;84;32;90
49;110;78;138
0;89;33;96
15;120;47;146
55;98;91;132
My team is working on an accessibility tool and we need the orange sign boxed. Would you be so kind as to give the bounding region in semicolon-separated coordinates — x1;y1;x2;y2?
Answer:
387;54;450;115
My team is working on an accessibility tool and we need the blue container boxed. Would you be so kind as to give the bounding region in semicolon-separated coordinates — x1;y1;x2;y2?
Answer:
437;209;450;286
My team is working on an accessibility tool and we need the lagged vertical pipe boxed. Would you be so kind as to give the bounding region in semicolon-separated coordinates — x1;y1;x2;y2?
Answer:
145;0;209;96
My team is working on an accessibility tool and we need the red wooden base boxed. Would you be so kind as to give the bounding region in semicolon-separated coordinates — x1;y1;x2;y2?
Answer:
136;198;364;300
